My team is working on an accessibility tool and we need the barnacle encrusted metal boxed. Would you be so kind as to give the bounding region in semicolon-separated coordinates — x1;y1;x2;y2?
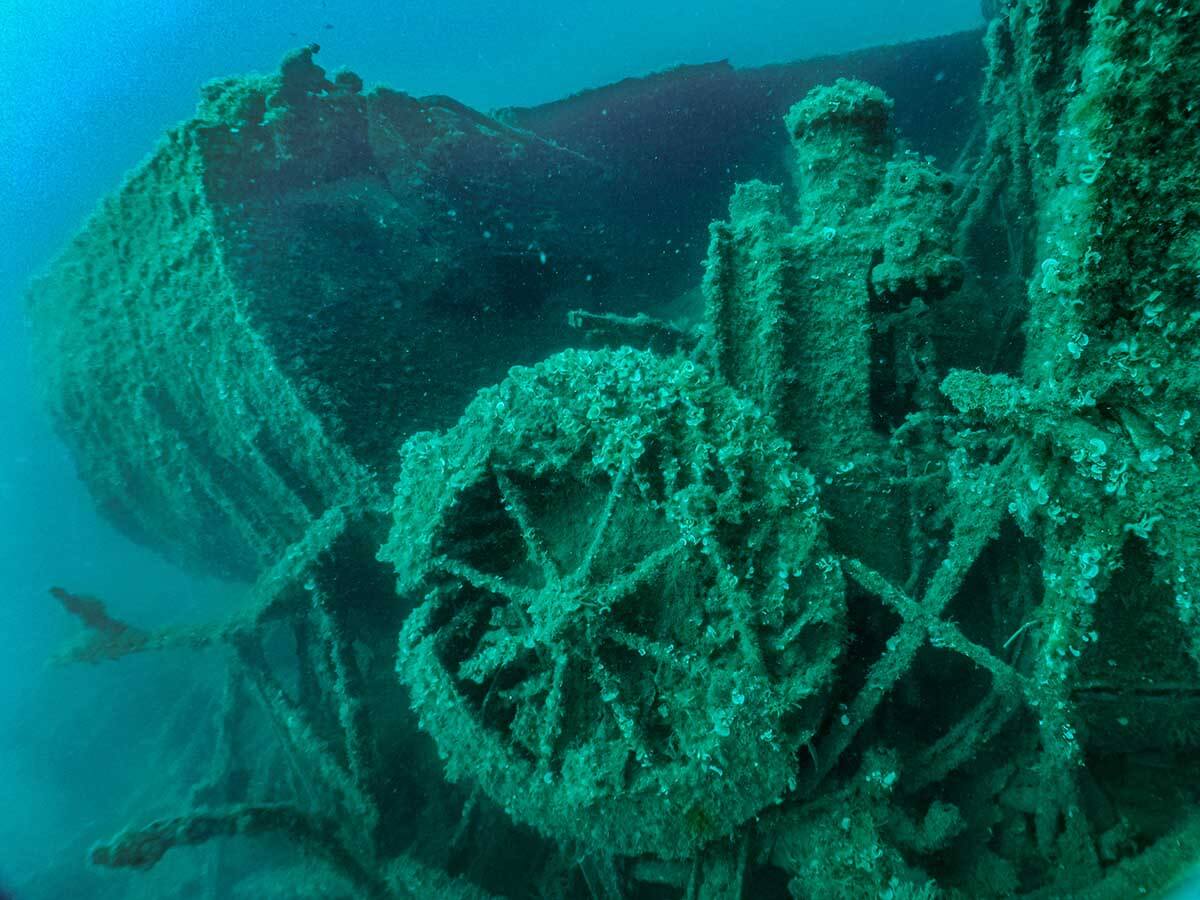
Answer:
382;346;844;858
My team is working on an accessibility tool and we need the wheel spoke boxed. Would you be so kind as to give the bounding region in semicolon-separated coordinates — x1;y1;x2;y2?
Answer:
498;669;550;704
708;558;768;676
600;538;686;606
577;456;632;584
494;468;561;585
595;659;649;764
433;556;533;606
607;627;696;679
439;602;481;641
538;653;569;759
459;629;528;682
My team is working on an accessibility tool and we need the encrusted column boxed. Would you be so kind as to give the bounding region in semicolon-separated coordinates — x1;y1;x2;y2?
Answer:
703;79;961;580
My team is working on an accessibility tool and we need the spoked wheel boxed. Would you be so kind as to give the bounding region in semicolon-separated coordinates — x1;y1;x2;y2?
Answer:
383;347;844;858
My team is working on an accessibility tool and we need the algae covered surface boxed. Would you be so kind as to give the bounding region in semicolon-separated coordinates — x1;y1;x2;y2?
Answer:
21;1;1200;897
